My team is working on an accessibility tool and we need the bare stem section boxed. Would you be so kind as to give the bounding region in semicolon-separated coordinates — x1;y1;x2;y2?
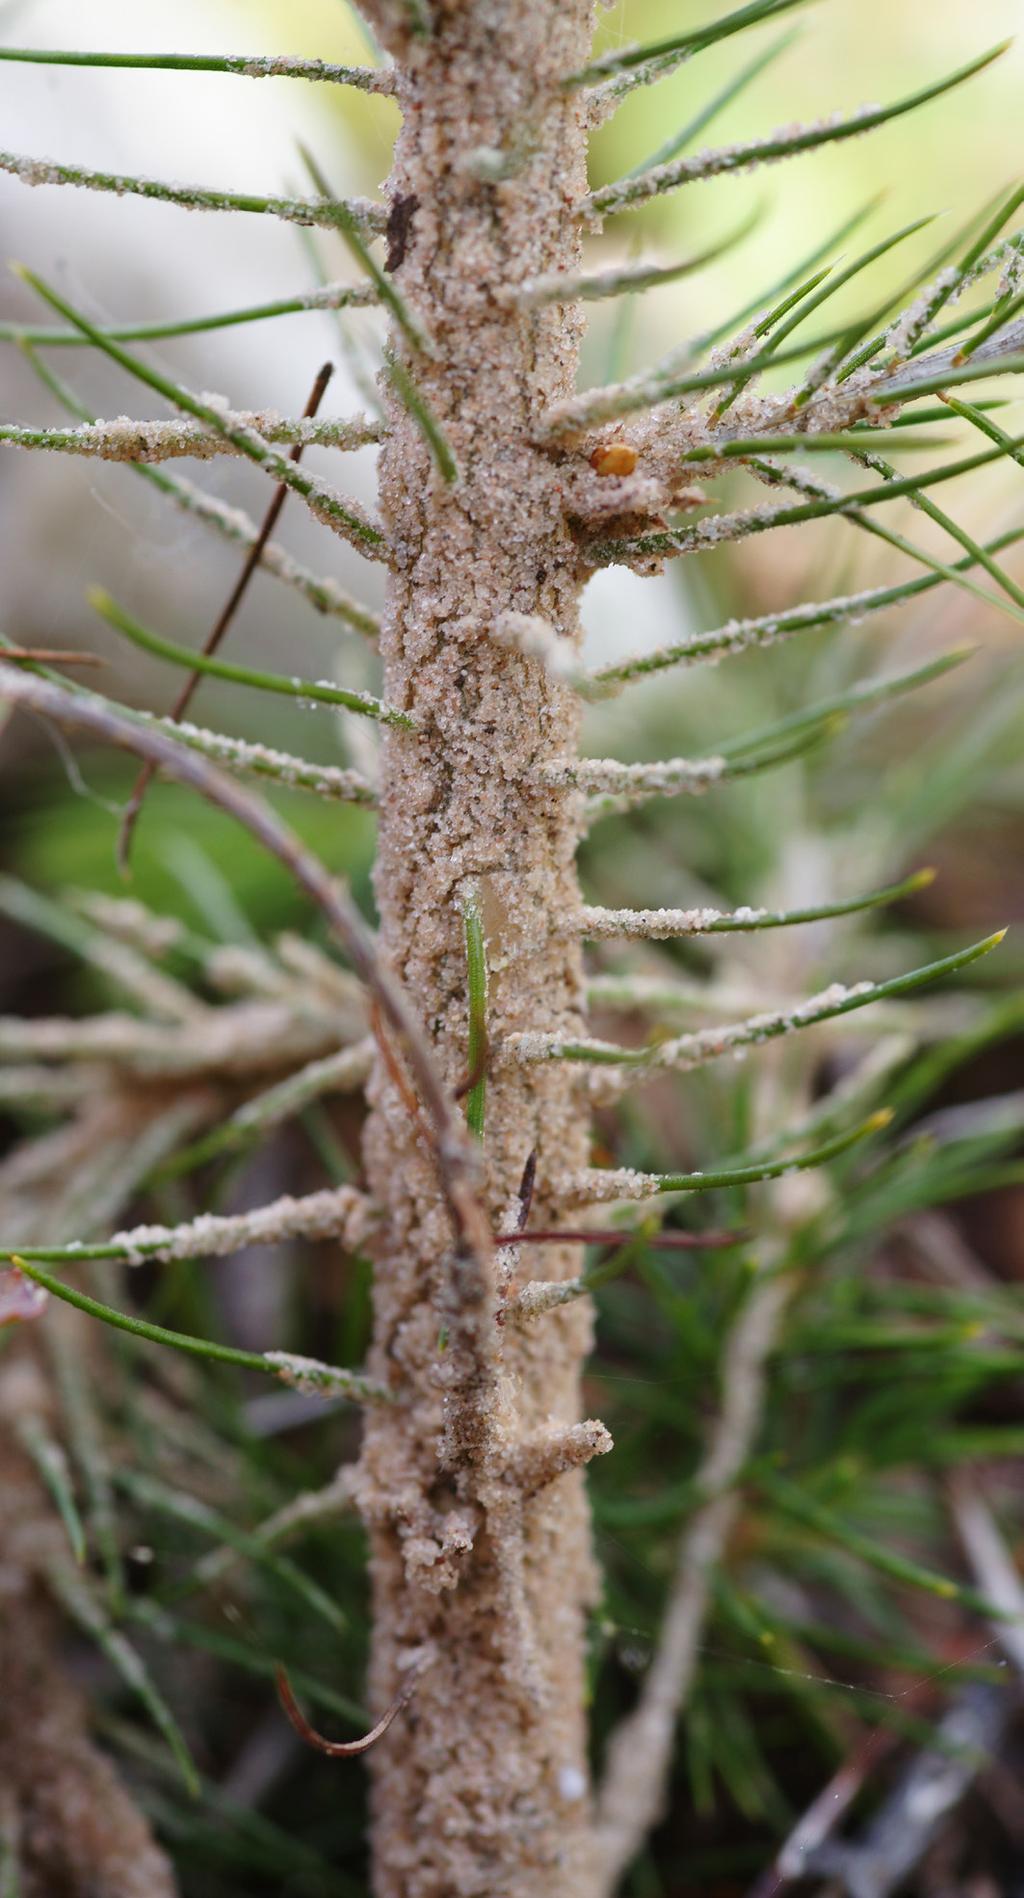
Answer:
357;7;600;1894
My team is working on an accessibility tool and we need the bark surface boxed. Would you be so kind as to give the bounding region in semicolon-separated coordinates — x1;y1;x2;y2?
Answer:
356;4;600;1894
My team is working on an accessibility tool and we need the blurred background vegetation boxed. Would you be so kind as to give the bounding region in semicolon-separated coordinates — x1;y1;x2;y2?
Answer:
1;3;1023;1895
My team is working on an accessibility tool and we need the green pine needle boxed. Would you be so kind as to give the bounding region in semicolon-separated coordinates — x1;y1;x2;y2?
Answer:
874;349;1024;404
593;427;1024;565
519;933;1005;1071
16;343;381;640
841;439;1024;615
760;1470;1011;1620
564;0;815;94
637;1110;894;1193
0;151;385;232
12;266;388;556
0;282;381;350
682;427;940;462
575;869;949;939
15;1416;87;1566
717;648;976;759
385;348;460;484
9;1256;388;1403
541;335;1024;441
696;193;886;359
299;142;433;356
624;28;799;178
586;44;1011;218
940;390;1024;470
956;280;1024;363
48;1563;200;1797
10;1256;281;1372
713;214;937;417
519;206;762;309
89;590;411;728
116;1469;347;1636
0;47;391;88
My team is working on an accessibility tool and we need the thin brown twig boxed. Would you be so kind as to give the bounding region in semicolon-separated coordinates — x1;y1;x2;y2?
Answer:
275;1658;423;1758
117;362;335;874
369;996;426;1127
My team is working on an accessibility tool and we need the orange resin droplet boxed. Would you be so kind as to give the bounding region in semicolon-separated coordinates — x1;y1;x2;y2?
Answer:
589;441;638;477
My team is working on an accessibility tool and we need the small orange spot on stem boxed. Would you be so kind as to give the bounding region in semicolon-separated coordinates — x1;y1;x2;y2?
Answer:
590;441;638;477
